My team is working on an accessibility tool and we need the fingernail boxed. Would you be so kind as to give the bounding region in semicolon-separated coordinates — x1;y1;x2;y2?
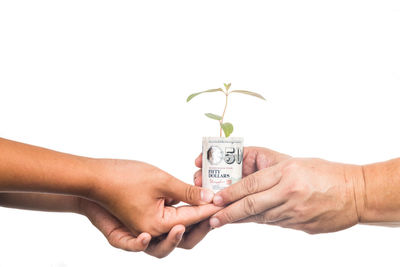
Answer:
201;189;214;203
176;231;184;242
142;237;150;246
194;177;199;185
209;217;221;228
213;195;223;206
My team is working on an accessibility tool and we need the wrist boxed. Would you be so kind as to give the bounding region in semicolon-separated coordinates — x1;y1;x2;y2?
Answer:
344;164;366;224
58;156;100;199
82;158;114;201
359;159;400;223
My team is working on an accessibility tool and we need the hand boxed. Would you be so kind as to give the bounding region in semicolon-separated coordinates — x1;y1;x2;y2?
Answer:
0;138;219;238
78;198;212;258
208;154;364;234
89;159;222;237
183;146;289;250
193;146;290;186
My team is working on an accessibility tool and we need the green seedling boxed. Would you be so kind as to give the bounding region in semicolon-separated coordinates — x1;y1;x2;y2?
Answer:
187;83;265;137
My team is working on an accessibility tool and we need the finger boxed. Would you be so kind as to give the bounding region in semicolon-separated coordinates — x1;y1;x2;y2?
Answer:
125;232;152;252
195;153;202;168
163;204;223;229
163;177;214;205
242;147;268;176
195;147;262;172
209;184;286;228
196;147;288;176
145;225;185;258
242;147;290;176
178;220;212;249
234;204;290;224
108;229;151;252
195;147;288;184
193;169;202;187
213;165;282;206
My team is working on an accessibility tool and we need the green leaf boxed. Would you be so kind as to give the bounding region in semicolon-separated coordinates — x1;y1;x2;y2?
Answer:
186;88;223;102
230;90;266;100
205;113;222;120
221;122;234;137
224;83;232;90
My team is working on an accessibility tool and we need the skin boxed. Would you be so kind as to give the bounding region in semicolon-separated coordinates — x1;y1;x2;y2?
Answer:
0;193;213;258
0;138;221;258
88;159;222;237
194;147;400;234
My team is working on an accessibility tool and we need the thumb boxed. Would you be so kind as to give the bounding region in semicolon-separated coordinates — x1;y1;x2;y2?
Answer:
162;177;214;205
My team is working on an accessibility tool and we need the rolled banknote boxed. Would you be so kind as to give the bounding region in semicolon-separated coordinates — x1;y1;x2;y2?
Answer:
202;137;243;193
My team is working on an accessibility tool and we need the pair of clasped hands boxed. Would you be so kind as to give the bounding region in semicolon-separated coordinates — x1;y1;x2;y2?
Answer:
3;138;396;258
81;146;366;258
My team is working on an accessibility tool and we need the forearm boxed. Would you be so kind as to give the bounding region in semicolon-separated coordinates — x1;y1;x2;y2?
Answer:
0;192;81;213
0;138;97;197
359;158;400;223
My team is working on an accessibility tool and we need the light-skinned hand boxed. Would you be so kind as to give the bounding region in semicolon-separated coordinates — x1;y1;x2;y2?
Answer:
195;147;364;234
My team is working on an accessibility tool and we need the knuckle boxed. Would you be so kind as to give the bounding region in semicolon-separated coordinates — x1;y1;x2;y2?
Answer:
106;227;124;250
243;196;258;216
107;239;119;249
243;174;260;194
292;206;307;221
219;210;236;224
287;180;307;195
185;185;198;203
218;189;232;203
283;159;300;175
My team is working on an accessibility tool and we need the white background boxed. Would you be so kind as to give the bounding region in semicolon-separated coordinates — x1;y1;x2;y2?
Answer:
1;0;400;266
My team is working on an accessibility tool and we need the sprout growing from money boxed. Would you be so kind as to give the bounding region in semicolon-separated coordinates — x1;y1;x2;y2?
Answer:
187;83;265;137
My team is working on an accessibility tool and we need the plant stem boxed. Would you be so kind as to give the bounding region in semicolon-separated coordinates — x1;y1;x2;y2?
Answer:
220;92;229;137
